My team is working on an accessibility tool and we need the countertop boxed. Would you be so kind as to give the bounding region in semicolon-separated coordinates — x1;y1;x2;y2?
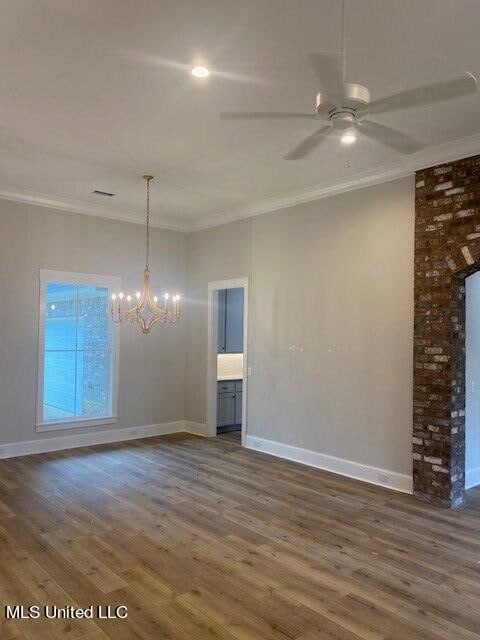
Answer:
217;375;243;381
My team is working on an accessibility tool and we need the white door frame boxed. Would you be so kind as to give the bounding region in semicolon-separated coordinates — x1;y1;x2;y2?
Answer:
207;278;249;445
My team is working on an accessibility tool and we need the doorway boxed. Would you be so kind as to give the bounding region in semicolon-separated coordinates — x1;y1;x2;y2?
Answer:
466;271;480;489
206;278;248;445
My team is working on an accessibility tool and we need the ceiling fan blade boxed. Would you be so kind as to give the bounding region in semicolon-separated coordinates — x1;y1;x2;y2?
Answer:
308;54;344;100
358;120;421;154
284;126;332;160
366;73;478;115
220;111;317;120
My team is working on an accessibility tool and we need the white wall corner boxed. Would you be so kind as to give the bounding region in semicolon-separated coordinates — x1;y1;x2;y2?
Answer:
245;435;413;494
184;421;209;437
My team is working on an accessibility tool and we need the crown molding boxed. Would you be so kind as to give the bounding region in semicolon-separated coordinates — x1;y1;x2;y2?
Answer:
1;134;479;234
0;184;191;233
190;133;480;231
191;164;412;231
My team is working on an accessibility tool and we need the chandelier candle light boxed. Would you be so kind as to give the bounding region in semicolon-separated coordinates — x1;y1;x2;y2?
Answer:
110;175;181;334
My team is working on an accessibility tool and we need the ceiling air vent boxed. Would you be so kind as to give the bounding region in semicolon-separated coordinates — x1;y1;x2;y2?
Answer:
92;189;115;197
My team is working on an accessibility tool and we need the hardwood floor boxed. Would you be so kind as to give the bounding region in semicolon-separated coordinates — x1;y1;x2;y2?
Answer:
217;430;241;445
0;433;480;640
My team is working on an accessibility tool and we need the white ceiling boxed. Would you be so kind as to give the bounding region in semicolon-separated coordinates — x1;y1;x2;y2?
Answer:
1;0;480;231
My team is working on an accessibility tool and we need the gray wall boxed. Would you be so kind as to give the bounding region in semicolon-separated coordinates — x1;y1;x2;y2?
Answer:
0;200;187;444
187;177;415;475
0;177;415;478
186;219;252;423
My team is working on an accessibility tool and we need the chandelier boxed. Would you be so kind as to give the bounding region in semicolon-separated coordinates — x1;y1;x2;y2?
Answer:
110;175;181;334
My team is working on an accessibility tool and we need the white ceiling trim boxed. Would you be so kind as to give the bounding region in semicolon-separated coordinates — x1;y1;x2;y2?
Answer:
191;133;480;231
0;185;191;233
1;133;480;234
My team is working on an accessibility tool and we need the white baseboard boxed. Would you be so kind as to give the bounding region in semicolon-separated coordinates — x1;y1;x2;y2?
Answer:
465;466;480;490
0;425;412;496
184;421;209;437
245;435;413;494
0;421;185;459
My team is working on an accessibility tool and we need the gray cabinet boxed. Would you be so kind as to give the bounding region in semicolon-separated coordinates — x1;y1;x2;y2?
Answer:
217;379;243;431
217;393;236;428
218;288;244;353
234;387;242;425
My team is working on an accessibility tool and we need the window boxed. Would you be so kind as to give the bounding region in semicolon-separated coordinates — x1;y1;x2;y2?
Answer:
37;270;119;431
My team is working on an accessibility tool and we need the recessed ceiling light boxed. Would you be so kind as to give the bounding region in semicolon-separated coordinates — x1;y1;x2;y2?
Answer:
341;133;356;145
191;65;210;78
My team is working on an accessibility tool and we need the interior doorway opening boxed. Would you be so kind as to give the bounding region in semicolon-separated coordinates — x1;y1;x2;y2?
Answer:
466;271;480;489
207;278;249;446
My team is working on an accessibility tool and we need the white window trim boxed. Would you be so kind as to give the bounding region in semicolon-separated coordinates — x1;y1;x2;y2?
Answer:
36;268;120;432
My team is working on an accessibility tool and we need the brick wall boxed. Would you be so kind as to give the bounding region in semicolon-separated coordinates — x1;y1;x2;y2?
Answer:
414;155;480;507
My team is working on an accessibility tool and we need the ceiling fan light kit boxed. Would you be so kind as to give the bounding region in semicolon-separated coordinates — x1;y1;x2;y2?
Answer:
341;133;356;145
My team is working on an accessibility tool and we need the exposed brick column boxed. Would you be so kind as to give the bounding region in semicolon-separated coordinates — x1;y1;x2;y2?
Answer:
414;155;480;507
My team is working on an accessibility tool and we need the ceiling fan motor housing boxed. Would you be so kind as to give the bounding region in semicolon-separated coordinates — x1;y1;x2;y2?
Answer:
316;82;370;118
329;108;356;129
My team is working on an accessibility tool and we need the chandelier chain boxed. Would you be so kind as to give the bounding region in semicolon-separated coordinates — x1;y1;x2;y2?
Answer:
146;176;150;271
341;0;346;84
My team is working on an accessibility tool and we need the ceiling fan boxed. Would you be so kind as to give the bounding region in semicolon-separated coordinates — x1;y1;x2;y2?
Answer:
220;0;478;160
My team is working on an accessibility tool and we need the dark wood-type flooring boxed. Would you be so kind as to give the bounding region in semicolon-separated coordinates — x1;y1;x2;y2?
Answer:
216;431;241;445
0;433;480;639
